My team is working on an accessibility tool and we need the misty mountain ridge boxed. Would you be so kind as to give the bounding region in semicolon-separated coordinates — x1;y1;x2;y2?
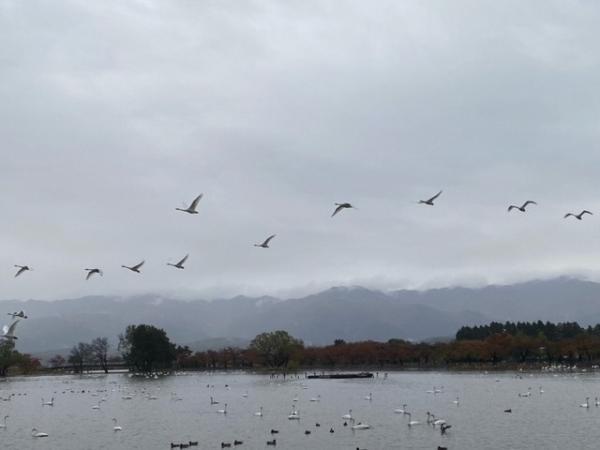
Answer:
3;277;600;355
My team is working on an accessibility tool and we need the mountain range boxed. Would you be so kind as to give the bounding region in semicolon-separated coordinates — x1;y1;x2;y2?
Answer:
2;277;600;358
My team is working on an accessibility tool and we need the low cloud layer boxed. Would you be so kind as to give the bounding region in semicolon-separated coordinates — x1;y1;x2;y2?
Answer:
2;1;600;300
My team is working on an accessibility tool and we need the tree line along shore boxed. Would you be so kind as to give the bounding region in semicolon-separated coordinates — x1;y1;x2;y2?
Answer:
2;321;600;377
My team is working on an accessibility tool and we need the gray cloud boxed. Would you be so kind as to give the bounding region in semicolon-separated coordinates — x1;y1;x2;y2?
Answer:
2;0;600;300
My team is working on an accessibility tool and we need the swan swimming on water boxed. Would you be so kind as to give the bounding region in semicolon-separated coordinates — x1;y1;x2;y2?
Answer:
580;397;590;408
288;407;300;420
255;406;263;417
351;422;371;430
407;413;420;427
394;404;408;414
31;428;48;438
112;418;122;431
217;404;228;414
0;415;8;428
342;409;353;420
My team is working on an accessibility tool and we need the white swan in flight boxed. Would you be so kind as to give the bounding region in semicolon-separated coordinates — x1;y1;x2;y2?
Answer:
176;194;203;214
508;200;537;212
1;319;20;340
112;418;122;431
84;268;103;280
331;202;355;217
167;254;189;270
31;428;48;438
14;265;31;278
564;210;593;220
418;190;442;206
7;311;27;319
254;235;276;248
121;260;144;273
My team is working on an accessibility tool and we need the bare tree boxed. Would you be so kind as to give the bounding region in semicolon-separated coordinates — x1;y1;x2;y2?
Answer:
68;342;93;374
91;337;110;374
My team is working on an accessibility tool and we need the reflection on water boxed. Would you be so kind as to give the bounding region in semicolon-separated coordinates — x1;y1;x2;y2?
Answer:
1;371;599;449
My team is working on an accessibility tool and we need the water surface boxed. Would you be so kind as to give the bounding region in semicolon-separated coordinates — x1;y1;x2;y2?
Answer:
0;370;598;449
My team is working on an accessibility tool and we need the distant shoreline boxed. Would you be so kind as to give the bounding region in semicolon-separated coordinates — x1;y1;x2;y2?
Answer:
6;362;595;379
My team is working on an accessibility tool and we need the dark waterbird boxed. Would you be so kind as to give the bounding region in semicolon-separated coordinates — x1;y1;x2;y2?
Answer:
440;423;452;435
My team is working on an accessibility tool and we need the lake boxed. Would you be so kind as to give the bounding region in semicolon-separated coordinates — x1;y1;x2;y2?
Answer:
0;370;598;449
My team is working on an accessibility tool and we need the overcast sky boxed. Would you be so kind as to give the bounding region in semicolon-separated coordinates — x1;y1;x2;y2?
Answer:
2;0;600;301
